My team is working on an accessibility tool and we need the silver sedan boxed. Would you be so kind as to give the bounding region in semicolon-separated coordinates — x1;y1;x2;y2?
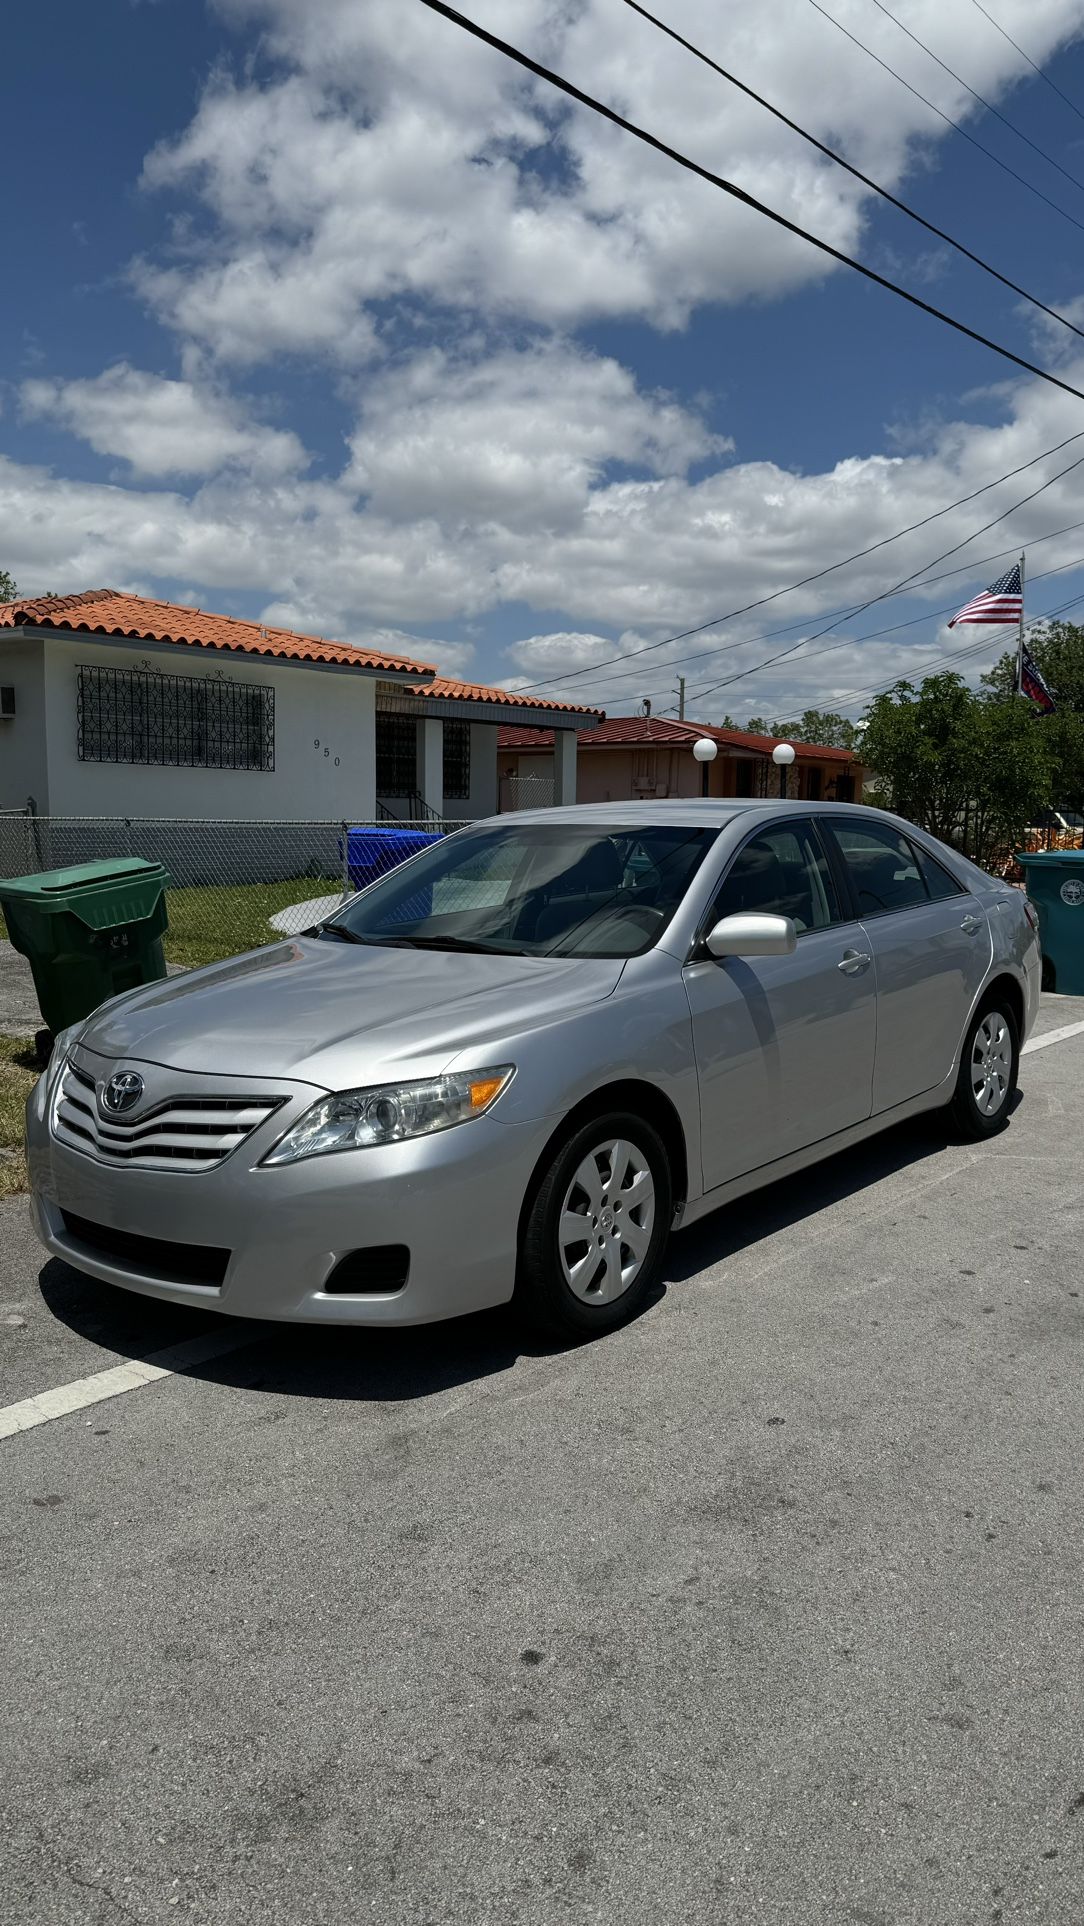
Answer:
26;802;1041;1338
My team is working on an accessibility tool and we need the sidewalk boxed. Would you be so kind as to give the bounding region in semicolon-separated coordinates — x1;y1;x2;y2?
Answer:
0;942;41;1038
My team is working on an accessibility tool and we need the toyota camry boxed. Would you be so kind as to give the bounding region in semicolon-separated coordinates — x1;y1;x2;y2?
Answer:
26;801;1041;1338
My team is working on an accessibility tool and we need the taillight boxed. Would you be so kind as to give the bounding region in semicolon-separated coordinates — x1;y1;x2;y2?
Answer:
1023;897;1040;934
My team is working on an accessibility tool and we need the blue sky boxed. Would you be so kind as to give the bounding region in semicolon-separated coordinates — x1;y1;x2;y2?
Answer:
5;0;1084;725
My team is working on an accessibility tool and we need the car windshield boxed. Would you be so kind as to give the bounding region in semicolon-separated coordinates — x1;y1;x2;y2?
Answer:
322;822;721;958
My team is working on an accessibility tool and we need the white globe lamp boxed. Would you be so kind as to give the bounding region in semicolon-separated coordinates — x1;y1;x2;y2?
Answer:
772;740;796;798
692;736;718;796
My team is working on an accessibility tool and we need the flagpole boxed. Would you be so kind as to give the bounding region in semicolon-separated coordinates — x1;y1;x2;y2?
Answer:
1016;550;1026;696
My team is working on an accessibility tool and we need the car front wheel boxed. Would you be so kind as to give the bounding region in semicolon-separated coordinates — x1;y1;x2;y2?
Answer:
948;997;1019;1139
516;1110;672;1338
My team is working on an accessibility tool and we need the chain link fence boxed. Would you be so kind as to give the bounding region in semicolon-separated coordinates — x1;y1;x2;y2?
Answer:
498;774;556;812
0;814;468;972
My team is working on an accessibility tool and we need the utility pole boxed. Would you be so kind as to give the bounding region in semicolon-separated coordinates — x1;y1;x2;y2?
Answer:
1015;551;1026;695
677;676;686;721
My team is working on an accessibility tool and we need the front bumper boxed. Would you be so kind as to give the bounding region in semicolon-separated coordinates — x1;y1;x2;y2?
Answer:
26;1059;554;1326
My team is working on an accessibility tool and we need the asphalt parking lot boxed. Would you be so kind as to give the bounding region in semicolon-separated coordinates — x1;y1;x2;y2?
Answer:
3;997;1084;1926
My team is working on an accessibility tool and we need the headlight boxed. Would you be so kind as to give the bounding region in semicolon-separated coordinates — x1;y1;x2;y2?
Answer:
44;1022;86;1088
262;1066;515;1166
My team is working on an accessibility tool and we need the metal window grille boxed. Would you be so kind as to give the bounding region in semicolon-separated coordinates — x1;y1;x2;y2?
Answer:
376;714;417;797
443;720;471;800
77;665;274;772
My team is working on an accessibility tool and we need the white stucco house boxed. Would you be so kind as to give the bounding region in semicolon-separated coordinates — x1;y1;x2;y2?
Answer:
0;589;596;822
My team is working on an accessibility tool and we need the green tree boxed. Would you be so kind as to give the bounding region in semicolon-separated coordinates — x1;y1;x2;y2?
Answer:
860;674;977;843
982;620;1084;813
982;619;1084;712
0;569;16;603
859;672;1053;864
785;708;859;750
969;696;1055;861
744;716;769;735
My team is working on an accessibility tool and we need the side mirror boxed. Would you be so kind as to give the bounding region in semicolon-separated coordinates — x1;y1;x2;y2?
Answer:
704;912;797;959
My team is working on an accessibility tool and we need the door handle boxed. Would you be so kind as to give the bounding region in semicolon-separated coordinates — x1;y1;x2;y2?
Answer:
838;949;872;975
960;914;983;935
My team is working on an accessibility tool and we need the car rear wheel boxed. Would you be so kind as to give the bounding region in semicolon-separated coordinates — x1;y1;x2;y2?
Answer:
948;997;1019;1139
516;1111;672;1338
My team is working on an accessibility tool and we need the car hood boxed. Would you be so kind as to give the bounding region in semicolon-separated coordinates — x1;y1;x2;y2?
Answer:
78;939;626;1087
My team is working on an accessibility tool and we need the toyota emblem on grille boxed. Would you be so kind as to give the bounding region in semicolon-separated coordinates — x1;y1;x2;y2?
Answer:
102;1071;144;1115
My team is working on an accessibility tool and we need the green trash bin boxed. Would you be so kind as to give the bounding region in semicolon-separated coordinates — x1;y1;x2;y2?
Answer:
1014;849;1084;996
0;856;171;1061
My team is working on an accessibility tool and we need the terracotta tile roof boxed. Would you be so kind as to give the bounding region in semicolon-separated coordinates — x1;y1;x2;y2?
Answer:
498;716;857;760
411;676;602;717
0;589;437;677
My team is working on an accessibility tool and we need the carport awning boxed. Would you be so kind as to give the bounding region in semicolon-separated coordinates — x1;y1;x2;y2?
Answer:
375;684;599;730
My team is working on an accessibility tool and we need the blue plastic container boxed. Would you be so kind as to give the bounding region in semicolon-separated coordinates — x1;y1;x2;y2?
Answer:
341;826;444;892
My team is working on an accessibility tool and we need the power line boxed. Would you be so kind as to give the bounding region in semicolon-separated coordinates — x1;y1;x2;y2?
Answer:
562;515;1084;699
808;0;1084;237
516;422;1084;694
682;442;1084;703
631;578;1084;716
774;586;1084;719
869;0;1084;194
421;0;1084;725
681;547;1084;704
619;0;1084;344
970;0;1084;128
417;0;1084;409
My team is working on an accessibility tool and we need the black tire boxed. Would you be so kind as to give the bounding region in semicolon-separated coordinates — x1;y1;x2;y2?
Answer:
516;1110;673;1338
34;1028;54;1069
948;995;1020;1140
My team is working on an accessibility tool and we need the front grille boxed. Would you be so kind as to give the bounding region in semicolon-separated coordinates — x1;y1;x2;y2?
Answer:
324;1247;410;1295
52;1059;285;1173
59;1210;230;1288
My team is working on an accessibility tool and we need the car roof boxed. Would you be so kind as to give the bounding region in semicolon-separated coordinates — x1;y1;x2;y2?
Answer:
496;799;887;828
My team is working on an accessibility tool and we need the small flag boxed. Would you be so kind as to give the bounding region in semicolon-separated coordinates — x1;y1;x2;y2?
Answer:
1019;641;1056;712
947;562;1024;627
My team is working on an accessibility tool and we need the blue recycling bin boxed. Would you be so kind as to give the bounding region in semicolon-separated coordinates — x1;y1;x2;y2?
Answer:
341;826;444;892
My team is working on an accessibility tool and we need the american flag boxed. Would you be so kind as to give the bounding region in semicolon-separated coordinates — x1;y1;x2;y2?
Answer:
947;562;1023;627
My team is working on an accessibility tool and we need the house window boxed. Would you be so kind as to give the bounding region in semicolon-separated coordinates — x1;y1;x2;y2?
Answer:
443;721;471;801
733;759;755;797
805;767;822;801
77;664;274;771
376;714;418;797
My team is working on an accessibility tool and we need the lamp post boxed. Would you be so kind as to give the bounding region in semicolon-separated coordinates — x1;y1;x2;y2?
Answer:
772;741;796;799
692;736;718;797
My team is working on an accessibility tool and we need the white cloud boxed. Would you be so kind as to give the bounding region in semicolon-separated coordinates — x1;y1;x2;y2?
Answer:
16;0;1084;738
126;0;1084;364
345;342;724;529
20;364;308;479
257;602;478;678
6;355;1084;719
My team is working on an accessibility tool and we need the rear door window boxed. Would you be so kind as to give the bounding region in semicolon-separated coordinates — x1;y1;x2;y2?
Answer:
829;820;932;916
912;842;964;901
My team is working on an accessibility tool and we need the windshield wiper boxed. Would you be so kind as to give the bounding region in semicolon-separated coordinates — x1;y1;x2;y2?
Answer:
397;935;511;954
311;923;371;945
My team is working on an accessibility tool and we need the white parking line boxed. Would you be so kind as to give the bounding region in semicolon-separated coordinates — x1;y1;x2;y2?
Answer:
0;1329;251;1441
1022;1017;1084;1056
